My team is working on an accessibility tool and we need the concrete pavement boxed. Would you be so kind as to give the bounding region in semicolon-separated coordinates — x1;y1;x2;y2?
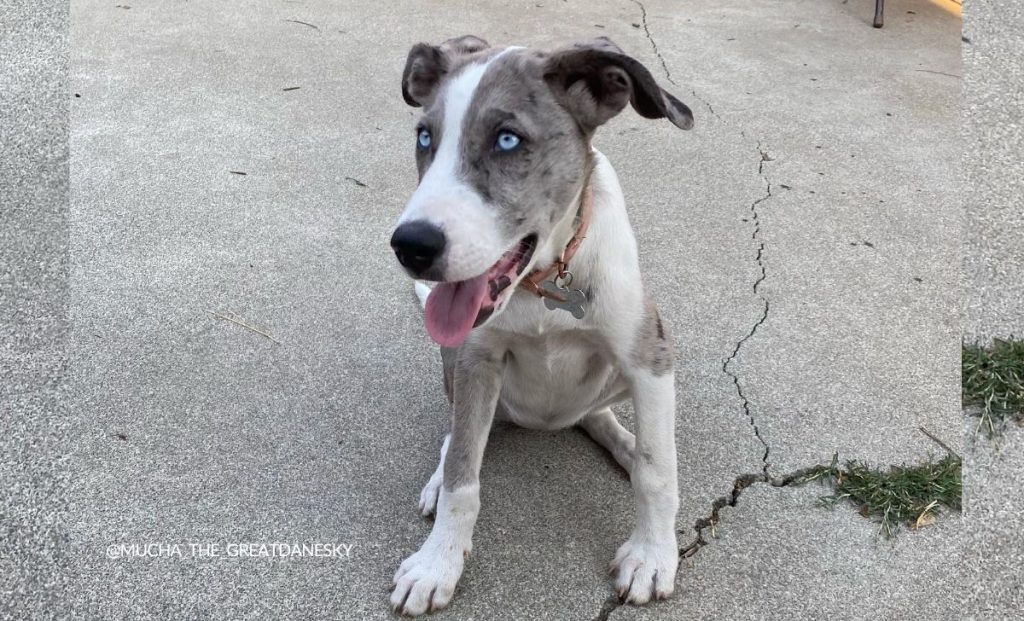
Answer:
962;0;1024;345
0;1;70;618
962;1;1024;619
29;0;967;618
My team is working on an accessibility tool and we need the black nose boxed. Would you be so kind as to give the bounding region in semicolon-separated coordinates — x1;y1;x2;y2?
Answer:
390;221;446;276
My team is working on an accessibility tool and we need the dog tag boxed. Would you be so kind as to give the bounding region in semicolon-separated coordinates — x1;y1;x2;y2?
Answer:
540;280;587;319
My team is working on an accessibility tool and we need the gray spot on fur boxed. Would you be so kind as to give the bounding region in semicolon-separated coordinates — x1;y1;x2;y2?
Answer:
441;346;457;403
632;296;673;375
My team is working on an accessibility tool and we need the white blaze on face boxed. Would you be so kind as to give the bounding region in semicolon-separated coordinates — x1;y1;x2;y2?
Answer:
398;50;515;283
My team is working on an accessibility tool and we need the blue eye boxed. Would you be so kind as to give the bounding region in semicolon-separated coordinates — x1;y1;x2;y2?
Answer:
417;129;431;150
495;130;521;152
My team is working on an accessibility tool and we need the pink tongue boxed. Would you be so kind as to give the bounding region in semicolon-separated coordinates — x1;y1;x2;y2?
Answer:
423;273;490;347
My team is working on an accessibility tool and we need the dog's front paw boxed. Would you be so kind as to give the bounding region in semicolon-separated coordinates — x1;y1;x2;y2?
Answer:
390;543;466;616
610;532;679;604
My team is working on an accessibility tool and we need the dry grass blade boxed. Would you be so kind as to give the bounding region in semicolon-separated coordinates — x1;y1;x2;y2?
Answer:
206;310;281;344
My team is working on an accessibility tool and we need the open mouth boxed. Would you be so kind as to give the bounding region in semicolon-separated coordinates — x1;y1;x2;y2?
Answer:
423;234;537;347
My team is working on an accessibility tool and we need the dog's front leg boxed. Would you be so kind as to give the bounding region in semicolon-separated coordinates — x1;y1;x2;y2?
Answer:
390;343;504;616
611;303;679;604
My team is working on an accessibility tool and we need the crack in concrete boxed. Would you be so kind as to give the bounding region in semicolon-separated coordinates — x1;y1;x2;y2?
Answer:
625;2;776;480
593;464;815;620
591;592;621;621
686;142;775;571
678;466;820;561
627;5;776;480
630;0;720;121
722;299;771;470
722;141;774;476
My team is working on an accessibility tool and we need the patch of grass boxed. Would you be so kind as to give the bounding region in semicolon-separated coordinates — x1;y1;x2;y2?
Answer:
963;339;1024;437
794;453;962;537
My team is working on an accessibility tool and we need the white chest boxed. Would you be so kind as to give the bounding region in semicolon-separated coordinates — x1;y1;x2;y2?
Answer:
494;329;627;430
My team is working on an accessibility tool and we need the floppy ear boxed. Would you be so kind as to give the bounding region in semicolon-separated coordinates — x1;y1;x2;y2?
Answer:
543;37;693;131
401;35;490;107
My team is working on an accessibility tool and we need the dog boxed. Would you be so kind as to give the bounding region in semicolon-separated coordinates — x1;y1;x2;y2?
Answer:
388;35;694;616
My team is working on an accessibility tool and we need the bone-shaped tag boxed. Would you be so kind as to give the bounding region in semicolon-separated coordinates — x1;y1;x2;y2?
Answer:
540;281;587;319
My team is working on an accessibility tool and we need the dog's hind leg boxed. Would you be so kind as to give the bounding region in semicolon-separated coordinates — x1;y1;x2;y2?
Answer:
579;408;635;475
418;434;449;517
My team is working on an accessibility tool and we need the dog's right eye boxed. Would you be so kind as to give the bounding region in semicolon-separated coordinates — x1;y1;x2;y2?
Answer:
417;129;432;150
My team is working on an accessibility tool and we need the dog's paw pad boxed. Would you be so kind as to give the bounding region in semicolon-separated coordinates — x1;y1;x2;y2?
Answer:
417;473;442;517
611;534;678;605
390;548;463;616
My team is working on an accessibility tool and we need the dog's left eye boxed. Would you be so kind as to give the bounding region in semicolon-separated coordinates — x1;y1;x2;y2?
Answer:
495;130;521;152
417;129;432;150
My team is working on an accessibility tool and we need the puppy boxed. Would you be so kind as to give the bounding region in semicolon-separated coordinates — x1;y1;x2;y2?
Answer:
388;35;693;616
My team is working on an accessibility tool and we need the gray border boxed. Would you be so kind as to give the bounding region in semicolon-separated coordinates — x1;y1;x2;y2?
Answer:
1;0;1023;617
0;1;70;618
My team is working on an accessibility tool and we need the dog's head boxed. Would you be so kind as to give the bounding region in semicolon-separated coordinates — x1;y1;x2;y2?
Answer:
390;36;693;346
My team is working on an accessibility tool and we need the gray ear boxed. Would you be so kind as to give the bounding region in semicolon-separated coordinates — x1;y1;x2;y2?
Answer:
401;35;490;107
543;37;693;131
